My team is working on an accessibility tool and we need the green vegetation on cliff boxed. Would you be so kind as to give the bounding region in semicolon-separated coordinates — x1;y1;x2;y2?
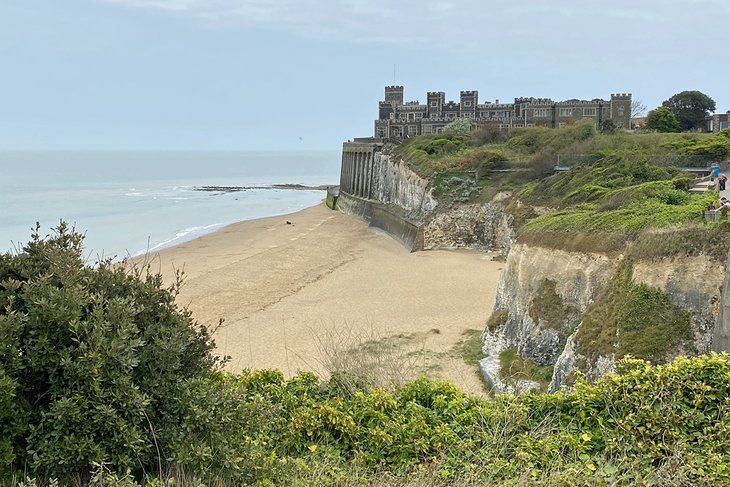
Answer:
575;260;693;364
398;121;730;258
4;227;730;486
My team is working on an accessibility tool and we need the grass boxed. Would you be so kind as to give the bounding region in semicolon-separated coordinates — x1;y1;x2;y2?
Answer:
449;329;484;367
629;222;730;262
574;260;693;364
498;347;554;391
485;309;508;332
313;327;432;392
527;279;576;331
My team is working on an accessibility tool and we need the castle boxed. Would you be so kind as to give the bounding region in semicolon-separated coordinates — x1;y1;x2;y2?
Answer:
374;86;632;138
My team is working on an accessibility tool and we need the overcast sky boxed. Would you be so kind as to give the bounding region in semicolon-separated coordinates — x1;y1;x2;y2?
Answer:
1;0;728;150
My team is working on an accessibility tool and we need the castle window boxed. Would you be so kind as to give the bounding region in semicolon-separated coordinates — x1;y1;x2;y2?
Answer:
583;108;597;116
462;113;473;118
415;113;422;119
430;101;438;107
446;113;456;120
431;113;439;119
464;100;472;107
559;108;572;117
533;108;549;117
408;125;418;135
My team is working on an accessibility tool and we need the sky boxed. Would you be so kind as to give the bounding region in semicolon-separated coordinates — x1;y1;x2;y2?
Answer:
1;0;728;151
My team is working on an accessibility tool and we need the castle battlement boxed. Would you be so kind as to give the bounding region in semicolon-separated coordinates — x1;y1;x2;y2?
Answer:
375;86;631;138
555;99;606;106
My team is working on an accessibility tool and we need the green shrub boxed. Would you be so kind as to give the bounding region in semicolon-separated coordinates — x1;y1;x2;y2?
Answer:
575;260;693;363
0;224;219;483
499;348;554;390
528;279;576;331
486;309;509;332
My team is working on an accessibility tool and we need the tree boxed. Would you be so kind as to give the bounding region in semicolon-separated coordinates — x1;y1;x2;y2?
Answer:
645;107;681;133
599;119;618;133
443;118;472;135
631;99;647;118
662;90;716;131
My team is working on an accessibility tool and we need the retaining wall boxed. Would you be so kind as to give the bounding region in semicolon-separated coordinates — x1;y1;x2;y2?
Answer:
336;193;423;251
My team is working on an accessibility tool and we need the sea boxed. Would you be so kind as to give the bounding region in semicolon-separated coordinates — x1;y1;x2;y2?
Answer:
0;151;341;260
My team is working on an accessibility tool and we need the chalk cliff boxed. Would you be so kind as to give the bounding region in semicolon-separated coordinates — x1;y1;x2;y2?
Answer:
369;151;436;222
422;198;514;253
481;242;726;392
338;142;729;391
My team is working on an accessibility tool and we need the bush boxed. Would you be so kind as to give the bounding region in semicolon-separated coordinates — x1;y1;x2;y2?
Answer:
0;224;219;482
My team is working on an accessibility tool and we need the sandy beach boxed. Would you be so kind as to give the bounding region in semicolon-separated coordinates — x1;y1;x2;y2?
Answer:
145;203;503;395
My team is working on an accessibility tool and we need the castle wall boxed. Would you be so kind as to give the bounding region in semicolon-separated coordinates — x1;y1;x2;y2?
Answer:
375;86;632;137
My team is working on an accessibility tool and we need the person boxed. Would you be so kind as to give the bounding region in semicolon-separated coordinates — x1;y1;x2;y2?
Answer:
710;163;720;181
721;174;728;191
708;202;717;212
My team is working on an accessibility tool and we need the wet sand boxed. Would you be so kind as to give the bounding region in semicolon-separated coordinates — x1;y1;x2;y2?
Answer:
144;203;504;395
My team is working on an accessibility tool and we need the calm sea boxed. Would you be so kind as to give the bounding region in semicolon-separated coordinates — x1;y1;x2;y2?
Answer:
0;151;341;259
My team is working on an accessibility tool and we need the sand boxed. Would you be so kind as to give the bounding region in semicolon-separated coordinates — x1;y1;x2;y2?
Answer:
143;203;504;395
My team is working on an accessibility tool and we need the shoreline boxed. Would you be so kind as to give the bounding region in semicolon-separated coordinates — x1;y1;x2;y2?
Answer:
145;203;504;395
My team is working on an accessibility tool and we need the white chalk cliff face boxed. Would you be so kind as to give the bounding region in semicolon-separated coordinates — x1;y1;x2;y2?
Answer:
369;152;436;221
422;201;514;253
339;150;728;389
481;242;726;392
479;244;618;391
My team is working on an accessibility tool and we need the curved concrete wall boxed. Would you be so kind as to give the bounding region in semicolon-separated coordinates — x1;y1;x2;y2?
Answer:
336;193;422;251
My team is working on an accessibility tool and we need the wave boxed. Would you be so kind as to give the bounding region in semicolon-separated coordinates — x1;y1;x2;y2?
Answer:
132;222;224;256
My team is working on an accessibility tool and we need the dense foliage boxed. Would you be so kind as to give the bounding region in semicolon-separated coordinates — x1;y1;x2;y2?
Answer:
0;227;729;485
662;90;717;131
1;228;729;486
645;107;680;133
575;260;693;364
0;224;220;483
397;119;729;209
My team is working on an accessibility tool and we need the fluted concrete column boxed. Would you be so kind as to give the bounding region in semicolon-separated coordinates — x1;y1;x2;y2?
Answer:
354;153;360;196
366;152;373;199
349;152;356;194
361;152;366;197
357;152;364;197
363;152;370;199
339;151;347;190
357;152;363;196
342;152;352;193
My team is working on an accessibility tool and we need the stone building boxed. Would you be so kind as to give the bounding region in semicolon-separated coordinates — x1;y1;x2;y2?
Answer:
705;112;730;132
374;86;632;138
